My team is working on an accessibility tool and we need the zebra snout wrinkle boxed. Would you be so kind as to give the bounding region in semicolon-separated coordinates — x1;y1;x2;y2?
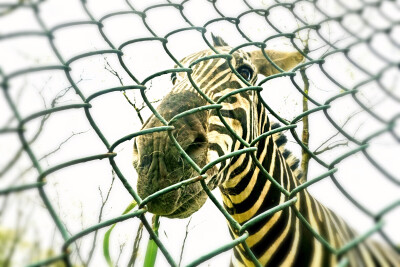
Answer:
169;110;208;166
184;133;208;164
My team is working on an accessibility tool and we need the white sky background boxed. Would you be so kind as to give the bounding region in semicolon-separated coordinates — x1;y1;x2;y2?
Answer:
0;0;399;266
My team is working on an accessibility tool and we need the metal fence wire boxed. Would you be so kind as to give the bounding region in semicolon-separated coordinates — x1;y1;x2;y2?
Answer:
0;0;399;266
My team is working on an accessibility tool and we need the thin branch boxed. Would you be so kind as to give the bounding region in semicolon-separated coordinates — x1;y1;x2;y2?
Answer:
65;219;85;266
313;108;364;154
0;109;49;178
314;140;349;155
40;131;89;161
137;98;162;112
300;67;310;182
178;217;192;266
104;58;124;86
122;92;145;124
0;77;84;178
127;222;144;267
116;241;126;267
102;56;161;125
84;172;115;266
50;77;84;107
8;130;89;186
299;34;311;183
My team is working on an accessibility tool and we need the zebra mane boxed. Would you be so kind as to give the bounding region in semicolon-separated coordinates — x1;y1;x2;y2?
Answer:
271;122;303;181
211;33;229;47
209;34;303;181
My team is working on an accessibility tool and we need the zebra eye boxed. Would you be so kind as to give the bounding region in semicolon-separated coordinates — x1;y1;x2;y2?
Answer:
171;73;177;85
237;65;253;81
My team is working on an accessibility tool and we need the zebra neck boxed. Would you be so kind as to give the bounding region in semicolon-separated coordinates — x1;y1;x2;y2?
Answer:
217;104;400;267
220;108;300;224
218;107;307;266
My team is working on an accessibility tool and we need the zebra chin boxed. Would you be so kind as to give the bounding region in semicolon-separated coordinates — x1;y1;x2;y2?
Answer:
151;190;209;219
134;145;221;218
136;170;209;218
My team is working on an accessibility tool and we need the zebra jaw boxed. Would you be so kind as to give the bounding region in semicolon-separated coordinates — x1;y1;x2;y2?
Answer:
133;91;217;218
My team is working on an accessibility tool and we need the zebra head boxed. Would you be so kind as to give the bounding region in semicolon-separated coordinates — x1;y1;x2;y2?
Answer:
133;36;303;218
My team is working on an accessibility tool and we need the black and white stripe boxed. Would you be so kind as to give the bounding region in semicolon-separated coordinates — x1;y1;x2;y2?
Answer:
176;47;399;266
135;35;400;266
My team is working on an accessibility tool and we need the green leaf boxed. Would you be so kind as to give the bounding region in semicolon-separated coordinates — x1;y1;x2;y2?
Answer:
103;201;137;267
143;215;160;267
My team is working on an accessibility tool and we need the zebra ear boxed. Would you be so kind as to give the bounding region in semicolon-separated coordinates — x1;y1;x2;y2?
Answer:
211;33;229;47
250;50;304;76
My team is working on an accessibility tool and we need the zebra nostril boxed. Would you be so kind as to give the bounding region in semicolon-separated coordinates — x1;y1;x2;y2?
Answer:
185;135;208;161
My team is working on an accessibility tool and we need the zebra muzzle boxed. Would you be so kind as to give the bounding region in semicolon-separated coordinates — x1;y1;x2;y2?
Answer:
134;92;211;218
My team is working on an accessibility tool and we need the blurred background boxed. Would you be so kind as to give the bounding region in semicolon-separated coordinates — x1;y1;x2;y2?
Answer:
0;0;399;266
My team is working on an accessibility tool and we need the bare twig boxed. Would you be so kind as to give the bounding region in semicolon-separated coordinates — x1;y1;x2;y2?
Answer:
298;29;311;183
104;59;125;86
64;217;85;266
116;241;126;267
122;92;145;124
103;56;162;125
0;77;84;178
314;140;349;155
300;65;310;183
8;130;89;186
85;171;116;266
50;77;84;107
40;131;88;161
0;111;49;178
179;217;192;266
313;108;364;154
128;222;144;267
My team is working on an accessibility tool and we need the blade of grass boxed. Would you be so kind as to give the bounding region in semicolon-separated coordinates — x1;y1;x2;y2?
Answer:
103;201;137;267
144;215;160;267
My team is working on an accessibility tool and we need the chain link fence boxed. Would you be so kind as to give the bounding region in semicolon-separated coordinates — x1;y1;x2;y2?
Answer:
0;0;399;266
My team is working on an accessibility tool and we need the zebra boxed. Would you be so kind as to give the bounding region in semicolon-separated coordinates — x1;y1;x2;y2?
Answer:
132;35;400;266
